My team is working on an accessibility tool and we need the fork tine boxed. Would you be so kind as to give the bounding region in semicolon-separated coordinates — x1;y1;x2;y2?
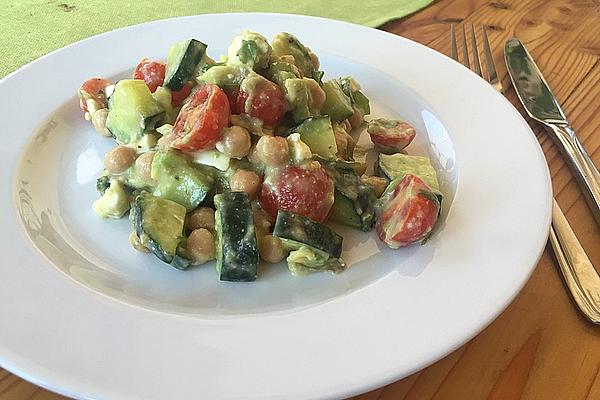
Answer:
470;25;482;77
450;24;458;61
481;25;503;93
461;24;470;69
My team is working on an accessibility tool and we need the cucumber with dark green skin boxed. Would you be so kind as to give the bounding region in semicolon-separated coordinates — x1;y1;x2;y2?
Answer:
328;190;362;230
273;211;343;259
164;39;207;91
319;158;376;231
106;80;165;144
284;116;338;159
214;192;258;282
130;192;191;270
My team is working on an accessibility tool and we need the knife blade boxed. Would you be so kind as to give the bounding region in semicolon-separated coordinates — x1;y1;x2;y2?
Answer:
505;38;600;226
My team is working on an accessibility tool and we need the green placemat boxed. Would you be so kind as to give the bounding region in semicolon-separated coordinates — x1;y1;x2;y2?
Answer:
0;0;432;79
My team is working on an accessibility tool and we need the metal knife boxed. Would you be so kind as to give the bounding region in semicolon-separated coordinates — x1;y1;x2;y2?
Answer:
505;38;600;324
504;38;600;226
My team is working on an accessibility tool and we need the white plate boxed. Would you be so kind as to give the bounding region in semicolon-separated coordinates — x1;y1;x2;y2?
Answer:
0;13;551;400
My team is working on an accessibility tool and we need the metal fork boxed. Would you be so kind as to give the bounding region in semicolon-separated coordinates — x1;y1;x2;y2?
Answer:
449;24;600;324
450;24;503;93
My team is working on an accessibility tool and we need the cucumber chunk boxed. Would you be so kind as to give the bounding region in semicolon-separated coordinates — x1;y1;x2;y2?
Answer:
165;39;207;91
214;192;258;282
130;192;190;269
328;190;363;230
273;211;345;275
273;211;342;259
320;158;376;231
287;116;337;159
106;80;164;144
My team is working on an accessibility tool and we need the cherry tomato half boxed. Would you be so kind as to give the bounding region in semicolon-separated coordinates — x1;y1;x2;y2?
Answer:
376;174;440;248
368;120;416;154
133;58;166;93
171;82;193;107
231;81;286;127
170;84;231;152
78;77;111;112
225;88;242;114
259;165;334;223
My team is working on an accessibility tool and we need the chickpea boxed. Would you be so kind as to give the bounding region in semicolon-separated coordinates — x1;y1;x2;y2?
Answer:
104;145;136;174
91;108;111;137
230;169;261;198
253;208;272;237
247;143;261;165
216;126;251;159
361;175;389;197
185;207;215;231
135;151;156;182
259;235;289;263
187;228;216;265
256;136;289;167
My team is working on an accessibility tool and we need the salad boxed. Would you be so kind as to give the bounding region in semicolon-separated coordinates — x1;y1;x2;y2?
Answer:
78;31;442;282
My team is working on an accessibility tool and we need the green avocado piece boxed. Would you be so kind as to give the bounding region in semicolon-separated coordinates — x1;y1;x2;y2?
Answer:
377;153;439;191
151;150;214;211
321;80;353;122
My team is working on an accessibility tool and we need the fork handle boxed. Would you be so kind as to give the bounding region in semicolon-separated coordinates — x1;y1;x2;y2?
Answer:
549;198;600;324
549;123;600;227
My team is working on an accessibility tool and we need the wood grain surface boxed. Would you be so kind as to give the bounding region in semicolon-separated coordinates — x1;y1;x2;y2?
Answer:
2;0;600;399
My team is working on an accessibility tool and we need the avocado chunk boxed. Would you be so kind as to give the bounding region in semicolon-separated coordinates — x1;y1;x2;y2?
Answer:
197;64;250;89
271;32;320;78
284;77;323;122
321;80;353;122
377;153;439;190
151;150;214;211
92;179;131;219
227;30;273;70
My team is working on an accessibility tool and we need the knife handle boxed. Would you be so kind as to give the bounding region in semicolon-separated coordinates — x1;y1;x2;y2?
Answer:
549;124;600;226
549;199;600;324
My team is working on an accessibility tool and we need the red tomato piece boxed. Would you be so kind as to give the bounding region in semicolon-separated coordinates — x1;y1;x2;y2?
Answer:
171;82;193;107
376;174;440;248
170;84;231;152
225;88;242;114
368;120;416;154
133;58;166;93
78;77;111;112
259;165;334;223
235;81;285;127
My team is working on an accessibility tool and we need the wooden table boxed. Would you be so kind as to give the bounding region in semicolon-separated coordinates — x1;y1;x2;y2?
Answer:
1;0;599;399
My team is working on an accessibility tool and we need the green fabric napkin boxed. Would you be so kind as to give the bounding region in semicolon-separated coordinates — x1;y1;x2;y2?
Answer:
0;0;432;79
